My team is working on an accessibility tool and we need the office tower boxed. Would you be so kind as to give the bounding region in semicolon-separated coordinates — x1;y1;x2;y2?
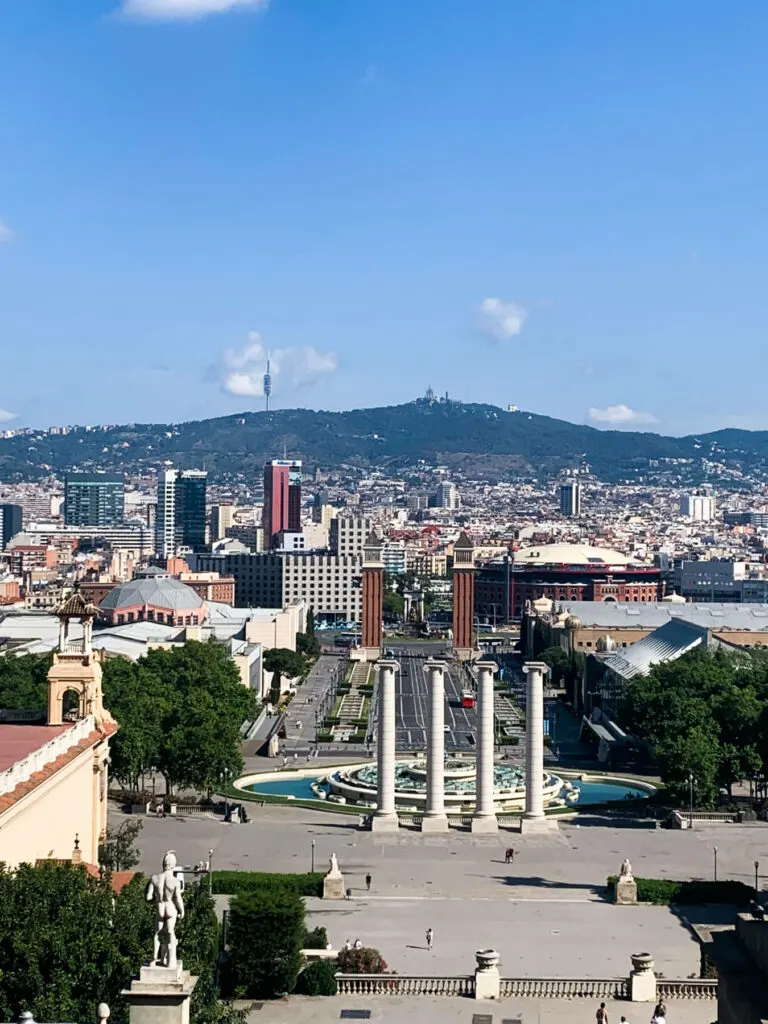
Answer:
210;503;235;541
434;480;459;510
680;491;716;522
559;481;582;517
64;473;125;527
330;515;373;556
0;504;23;549
155;469;207;557
262;459;302;549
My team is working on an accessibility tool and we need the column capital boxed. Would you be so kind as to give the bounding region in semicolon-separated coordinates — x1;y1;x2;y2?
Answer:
522;661;550;675
474;660;498;676
423;658;447;674
376;659;401;673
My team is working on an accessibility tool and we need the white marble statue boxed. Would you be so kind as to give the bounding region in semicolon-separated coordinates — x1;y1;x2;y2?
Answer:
620;857;634;881
145;850;185;969
328;852;341;876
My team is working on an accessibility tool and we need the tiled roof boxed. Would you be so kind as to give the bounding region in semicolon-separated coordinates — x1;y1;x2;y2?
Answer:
100;577;203;611
0;721;118;816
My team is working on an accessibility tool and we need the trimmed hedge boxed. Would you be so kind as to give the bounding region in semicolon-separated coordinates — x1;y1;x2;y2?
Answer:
225;888;305;998
607;876;755;906
213;871;324;898
303;925;329;950
295;959;338;996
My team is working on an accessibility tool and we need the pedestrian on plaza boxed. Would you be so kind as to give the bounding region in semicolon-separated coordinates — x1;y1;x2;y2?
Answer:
426;927;434;951
365;873;372;891
595;1001;608;1023
504;847;511;864
354;937;362;950
344;939;352;951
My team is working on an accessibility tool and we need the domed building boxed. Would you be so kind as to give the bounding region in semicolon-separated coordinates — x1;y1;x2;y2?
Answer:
476;542;662;622
99;576;206;627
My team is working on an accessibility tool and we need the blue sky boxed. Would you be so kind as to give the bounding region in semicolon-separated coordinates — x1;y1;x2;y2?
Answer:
2;0;768;435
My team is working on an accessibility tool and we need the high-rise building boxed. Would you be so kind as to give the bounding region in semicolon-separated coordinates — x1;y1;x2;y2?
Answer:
155;469;207;557
330;515;373;556
559;481;582;517
0;504;23;550
433;481;460;510
262;460;302;549
210;503;235;542
680;492;717;522
64;473;124;528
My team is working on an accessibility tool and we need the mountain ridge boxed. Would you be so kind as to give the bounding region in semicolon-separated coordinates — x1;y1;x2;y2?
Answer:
2;399;768;484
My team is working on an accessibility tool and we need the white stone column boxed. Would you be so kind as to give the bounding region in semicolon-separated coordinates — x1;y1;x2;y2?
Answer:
422;659;449;832
522;661;554;833
372;659;399;833
472;660;498;833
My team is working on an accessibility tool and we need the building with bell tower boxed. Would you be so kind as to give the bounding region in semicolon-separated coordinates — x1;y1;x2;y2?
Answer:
360;532;384;660
0;588;118;869
452;530;476;659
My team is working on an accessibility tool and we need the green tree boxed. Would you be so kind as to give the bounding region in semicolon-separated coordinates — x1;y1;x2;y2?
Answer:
0;653;50;712
296;632;320;658
306;607;316;637
99;820;144;873
655;725;721;806
539;647;570;685
225;888;304;998
263;649;306;706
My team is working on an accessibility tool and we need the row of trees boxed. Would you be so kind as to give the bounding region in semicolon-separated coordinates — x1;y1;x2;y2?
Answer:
619;647;768;804
0;862;238;1024
0;641;258;795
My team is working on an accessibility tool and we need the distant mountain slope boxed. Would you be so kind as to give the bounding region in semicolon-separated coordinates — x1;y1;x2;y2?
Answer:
2;400;768;483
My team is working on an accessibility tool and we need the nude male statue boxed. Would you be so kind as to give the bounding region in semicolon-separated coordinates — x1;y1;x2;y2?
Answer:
145;850;185;968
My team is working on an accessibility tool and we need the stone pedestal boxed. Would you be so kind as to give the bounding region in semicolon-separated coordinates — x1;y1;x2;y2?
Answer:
629;952;657;1002
615;878;638;904
472;661;498;835
422;659;449;833
122;964;197;1024
474;949;501;1000
519;815;559;834
372;660;399;833
323;870;346;900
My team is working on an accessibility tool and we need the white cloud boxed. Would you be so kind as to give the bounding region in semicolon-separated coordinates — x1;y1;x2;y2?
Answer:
214;331;338;398
478;297;527;341
119;0;268;21
588;404;659;426
0;219;15;243
0;409;18;423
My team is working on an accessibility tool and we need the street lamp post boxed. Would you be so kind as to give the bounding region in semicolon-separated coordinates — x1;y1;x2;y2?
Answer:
688;771;695;830
311;838;316;874
714;845;718;882
756;860;760;894
208;848;214;894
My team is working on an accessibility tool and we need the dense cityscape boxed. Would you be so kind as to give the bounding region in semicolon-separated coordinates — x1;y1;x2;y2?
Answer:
5;3;768;1024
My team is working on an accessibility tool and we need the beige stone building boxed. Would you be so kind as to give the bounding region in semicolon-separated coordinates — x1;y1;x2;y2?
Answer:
0;591;117;869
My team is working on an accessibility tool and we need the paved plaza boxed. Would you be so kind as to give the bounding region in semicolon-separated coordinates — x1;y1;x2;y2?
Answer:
122;800;768;985
241;995;715;1024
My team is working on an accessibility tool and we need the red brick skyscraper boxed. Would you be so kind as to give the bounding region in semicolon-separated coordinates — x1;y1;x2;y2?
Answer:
361;533;384;656
452;531;475;658
262;459;302;549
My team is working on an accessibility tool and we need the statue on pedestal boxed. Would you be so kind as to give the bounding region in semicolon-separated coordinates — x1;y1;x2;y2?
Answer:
328;852;341;876
620;857;634;881
145;850;185;969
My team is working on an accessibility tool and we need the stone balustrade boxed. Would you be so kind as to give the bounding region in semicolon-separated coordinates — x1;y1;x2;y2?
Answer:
0;715;95;797
335;974;473;996
657;979;719;999
499;978;630;1000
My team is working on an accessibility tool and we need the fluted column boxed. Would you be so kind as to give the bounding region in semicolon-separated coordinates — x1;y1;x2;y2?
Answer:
522;661;552;832
422;659;449;832
372;659;399;832
472;660;498;833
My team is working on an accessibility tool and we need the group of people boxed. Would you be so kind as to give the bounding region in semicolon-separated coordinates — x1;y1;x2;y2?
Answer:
504;847;515;864
596;1000;667;1023
344;938;364;951
225;803;249;823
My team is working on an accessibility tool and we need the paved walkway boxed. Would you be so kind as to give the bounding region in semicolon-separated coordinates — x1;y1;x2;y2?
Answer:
242;995;714;1023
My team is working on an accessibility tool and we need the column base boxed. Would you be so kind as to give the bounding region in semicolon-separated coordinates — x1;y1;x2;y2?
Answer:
453;648;475;662
471;815;499;834
519;815;560;835
371;813;399;833
420;814;449;834
350;647;381;662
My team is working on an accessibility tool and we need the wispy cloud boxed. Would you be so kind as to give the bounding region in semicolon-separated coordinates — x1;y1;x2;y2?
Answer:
588;404;659;427
0;219;15;243
211;331;338;398
361;64;378;86
119;0;269;21
478;297;527;342
0;408;18;423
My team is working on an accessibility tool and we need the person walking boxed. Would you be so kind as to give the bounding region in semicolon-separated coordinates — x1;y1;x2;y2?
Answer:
504;847;511;864
596;1002;608;1023
365;873;372;891
426;927;434;951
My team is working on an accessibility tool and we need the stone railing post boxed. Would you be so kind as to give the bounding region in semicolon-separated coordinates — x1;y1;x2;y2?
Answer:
474;949;501;1000
629;952;657;1002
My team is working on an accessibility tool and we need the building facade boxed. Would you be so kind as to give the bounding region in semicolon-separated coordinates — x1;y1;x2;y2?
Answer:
155;468;207;557
262;460;302;549
0;504;23;550
559;481;582;517
64;473;125;528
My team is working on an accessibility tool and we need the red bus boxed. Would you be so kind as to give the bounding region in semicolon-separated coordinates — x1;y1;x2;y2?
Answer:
461;689;476;709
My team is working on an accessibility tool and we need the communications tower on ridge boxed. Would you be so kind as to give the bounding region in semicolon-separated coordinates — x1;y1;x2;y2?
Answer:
263;352;272;412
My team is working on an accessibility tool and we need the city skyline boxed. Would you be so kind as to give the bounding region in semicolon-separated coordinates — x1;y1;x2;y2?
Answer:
2;1;768;433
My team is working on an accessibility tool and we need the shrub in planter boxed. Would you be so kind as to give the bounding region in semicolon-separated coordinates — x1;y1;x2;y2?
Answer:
303;926;329;950
336;947;387;974
225;888;304;998
606;875;755;906
213;871;324;898
295;959;338;996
